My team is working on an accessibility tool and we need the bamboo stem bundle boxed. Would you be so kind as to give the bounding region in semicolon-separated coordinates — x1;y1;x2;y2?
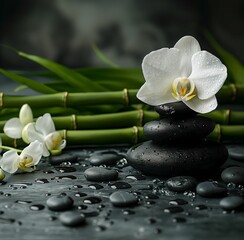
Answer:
1;84;244;109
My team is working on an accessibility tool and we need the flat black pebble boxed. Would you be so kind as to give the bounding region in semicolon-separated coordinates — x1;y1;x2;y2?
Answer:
219;196;244;210
109;191;138;207
59;211;86;227
165;176;197;192
196;181;227;198
89;152;122;166
227;145;244;161
221;167;244;185
84;167;118;182
48;153;77;165
46;195;74;211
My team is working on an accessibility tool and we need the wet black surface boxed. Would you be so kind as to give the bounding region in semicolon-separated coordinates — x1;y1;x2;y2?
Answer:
0;146;244;240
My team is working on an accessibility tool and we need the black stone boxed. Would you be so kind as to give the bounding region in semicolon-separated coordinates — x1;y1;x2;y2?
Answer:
46;195;74;211
155;102;196;117
89;152;122;166
143;116;215;143
196;181;227;198
165;176;198;192
127;141;228;177
84;167;118;182
109;191;138;207
59;211;86;227
219;196;244;211
221;166;244;185
227;145;244;161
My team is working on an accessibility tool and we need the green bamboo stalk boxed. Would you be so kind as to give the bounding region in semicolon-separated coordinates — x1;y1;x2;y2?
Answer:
1;84;244;109
0;124;243;149
1;109;244;132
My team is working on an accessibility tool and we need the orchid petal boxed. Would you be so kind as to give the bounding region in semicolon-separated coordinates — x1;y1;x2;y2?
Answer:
184;95;217;114
0;150;19;174
20;140;43;165
35;113;56;135
137;81;177;106
25;123;44;143
174;36;201;76
19;104;33;125
45;131;63;151
4;118;23;139
189;51;227;100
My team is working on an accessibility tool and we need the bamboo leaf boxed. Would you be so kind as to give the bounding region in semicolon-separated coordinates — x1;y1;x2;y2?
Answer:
92;44;119;68
205;32;244;85
0;68;57;94
17;51;108;92
14;84;28;92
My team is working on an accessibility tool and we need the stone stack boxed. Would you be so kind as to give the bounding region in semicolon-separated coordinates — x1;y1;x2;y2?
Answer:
127;102;228;177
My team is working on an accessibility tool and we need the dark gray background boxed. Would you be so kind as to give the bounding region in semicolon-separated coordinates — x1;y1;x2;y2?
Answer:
0;0;243;70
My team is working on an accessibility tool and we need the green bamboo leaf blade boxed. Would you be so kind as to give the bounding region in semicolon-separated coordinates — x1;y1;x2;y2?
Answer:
0;69;57;94
92;44;119;68
205;32;244;85
17;51;108;92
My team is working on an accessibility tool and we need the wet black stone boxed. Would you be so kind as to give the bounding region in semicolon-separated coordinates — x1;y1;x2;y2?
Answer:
127;141;228;177
219;196;244;211
155;102;196;117
196;181;227;198
59;211;86;227
89;152;122;166
165;176;197;192
46;195;74;211
84;167;118;182
143;116;215;143
221;167;244;185
48;153;78;165
109;191;138;207
227;145;244;161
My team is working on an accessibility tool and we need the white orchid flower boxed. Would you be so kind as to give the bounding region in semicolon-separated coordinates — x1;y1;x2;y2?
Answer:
137;36;227;113
25;113;66;157
0;140;43;174
4;104;33;142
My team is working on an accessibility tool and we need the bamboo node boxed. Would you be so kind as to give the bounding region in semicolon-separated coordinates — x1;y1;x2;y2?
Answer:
225;109;231;125
63;92;69;108
71;114;77;130
216;123;221;142
0;92;3;108
133;126;138;144
63;129;67;140
230;84;237;102
138;109;144;126
123;88;129;106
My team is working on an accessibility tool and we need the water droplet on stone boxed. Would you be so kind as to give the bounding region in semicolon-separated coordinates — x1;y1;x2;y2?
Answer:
30;204;45;211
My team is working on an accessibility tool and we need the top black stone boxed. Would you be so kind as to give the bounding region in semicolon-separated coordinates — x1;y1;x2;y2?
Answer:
155;102;196;117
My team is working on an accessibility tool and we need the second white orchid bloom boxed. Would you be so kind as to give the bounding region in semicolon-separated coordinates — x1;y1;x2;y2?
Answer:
0;140;43;174
4;104;33;142
25;113;66;157
137;36;227;113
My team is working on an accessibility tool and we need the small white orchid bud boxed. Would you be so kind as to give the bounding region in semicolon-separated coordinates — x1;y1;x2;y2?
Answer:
19;104;33;126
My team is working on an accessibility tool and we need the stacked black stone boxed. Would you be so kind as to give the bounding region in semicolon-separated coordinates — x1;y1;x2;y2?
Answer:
127;102;228;177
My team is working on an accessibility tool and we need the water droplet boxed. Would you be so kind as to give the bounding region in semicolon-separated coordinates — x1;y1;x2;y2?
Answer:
109;182;131;189
74;192;87;197
55;167;76;173
83;196;102;204
35;178;49;184
163;206;184;213
172;217;186;223
15;200;32;204
54;175;77;180
88;183;103;190
30;204;45;211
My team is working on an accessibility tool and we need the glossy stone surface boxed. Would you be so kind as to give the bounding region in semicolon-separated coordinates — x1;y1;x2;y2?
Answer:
221;166;244;184
227;145;244;161
109;191;138;207
59;211;86;227
89;151;123;166
165;176;198;192
143;116;215;143
196;181;227;198
155;102;196;117
127;141;228;177
46;195;74;211
219;196;244;211
84;167;118;181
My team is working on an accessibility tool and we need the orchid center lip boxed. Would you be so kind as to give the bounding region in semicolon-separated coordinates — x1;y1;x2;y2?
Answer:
172;77;196;101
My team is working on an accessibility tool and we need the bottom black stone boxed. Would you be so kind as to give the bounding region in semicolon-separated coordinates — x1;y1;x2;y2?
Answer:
126;141;228;177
